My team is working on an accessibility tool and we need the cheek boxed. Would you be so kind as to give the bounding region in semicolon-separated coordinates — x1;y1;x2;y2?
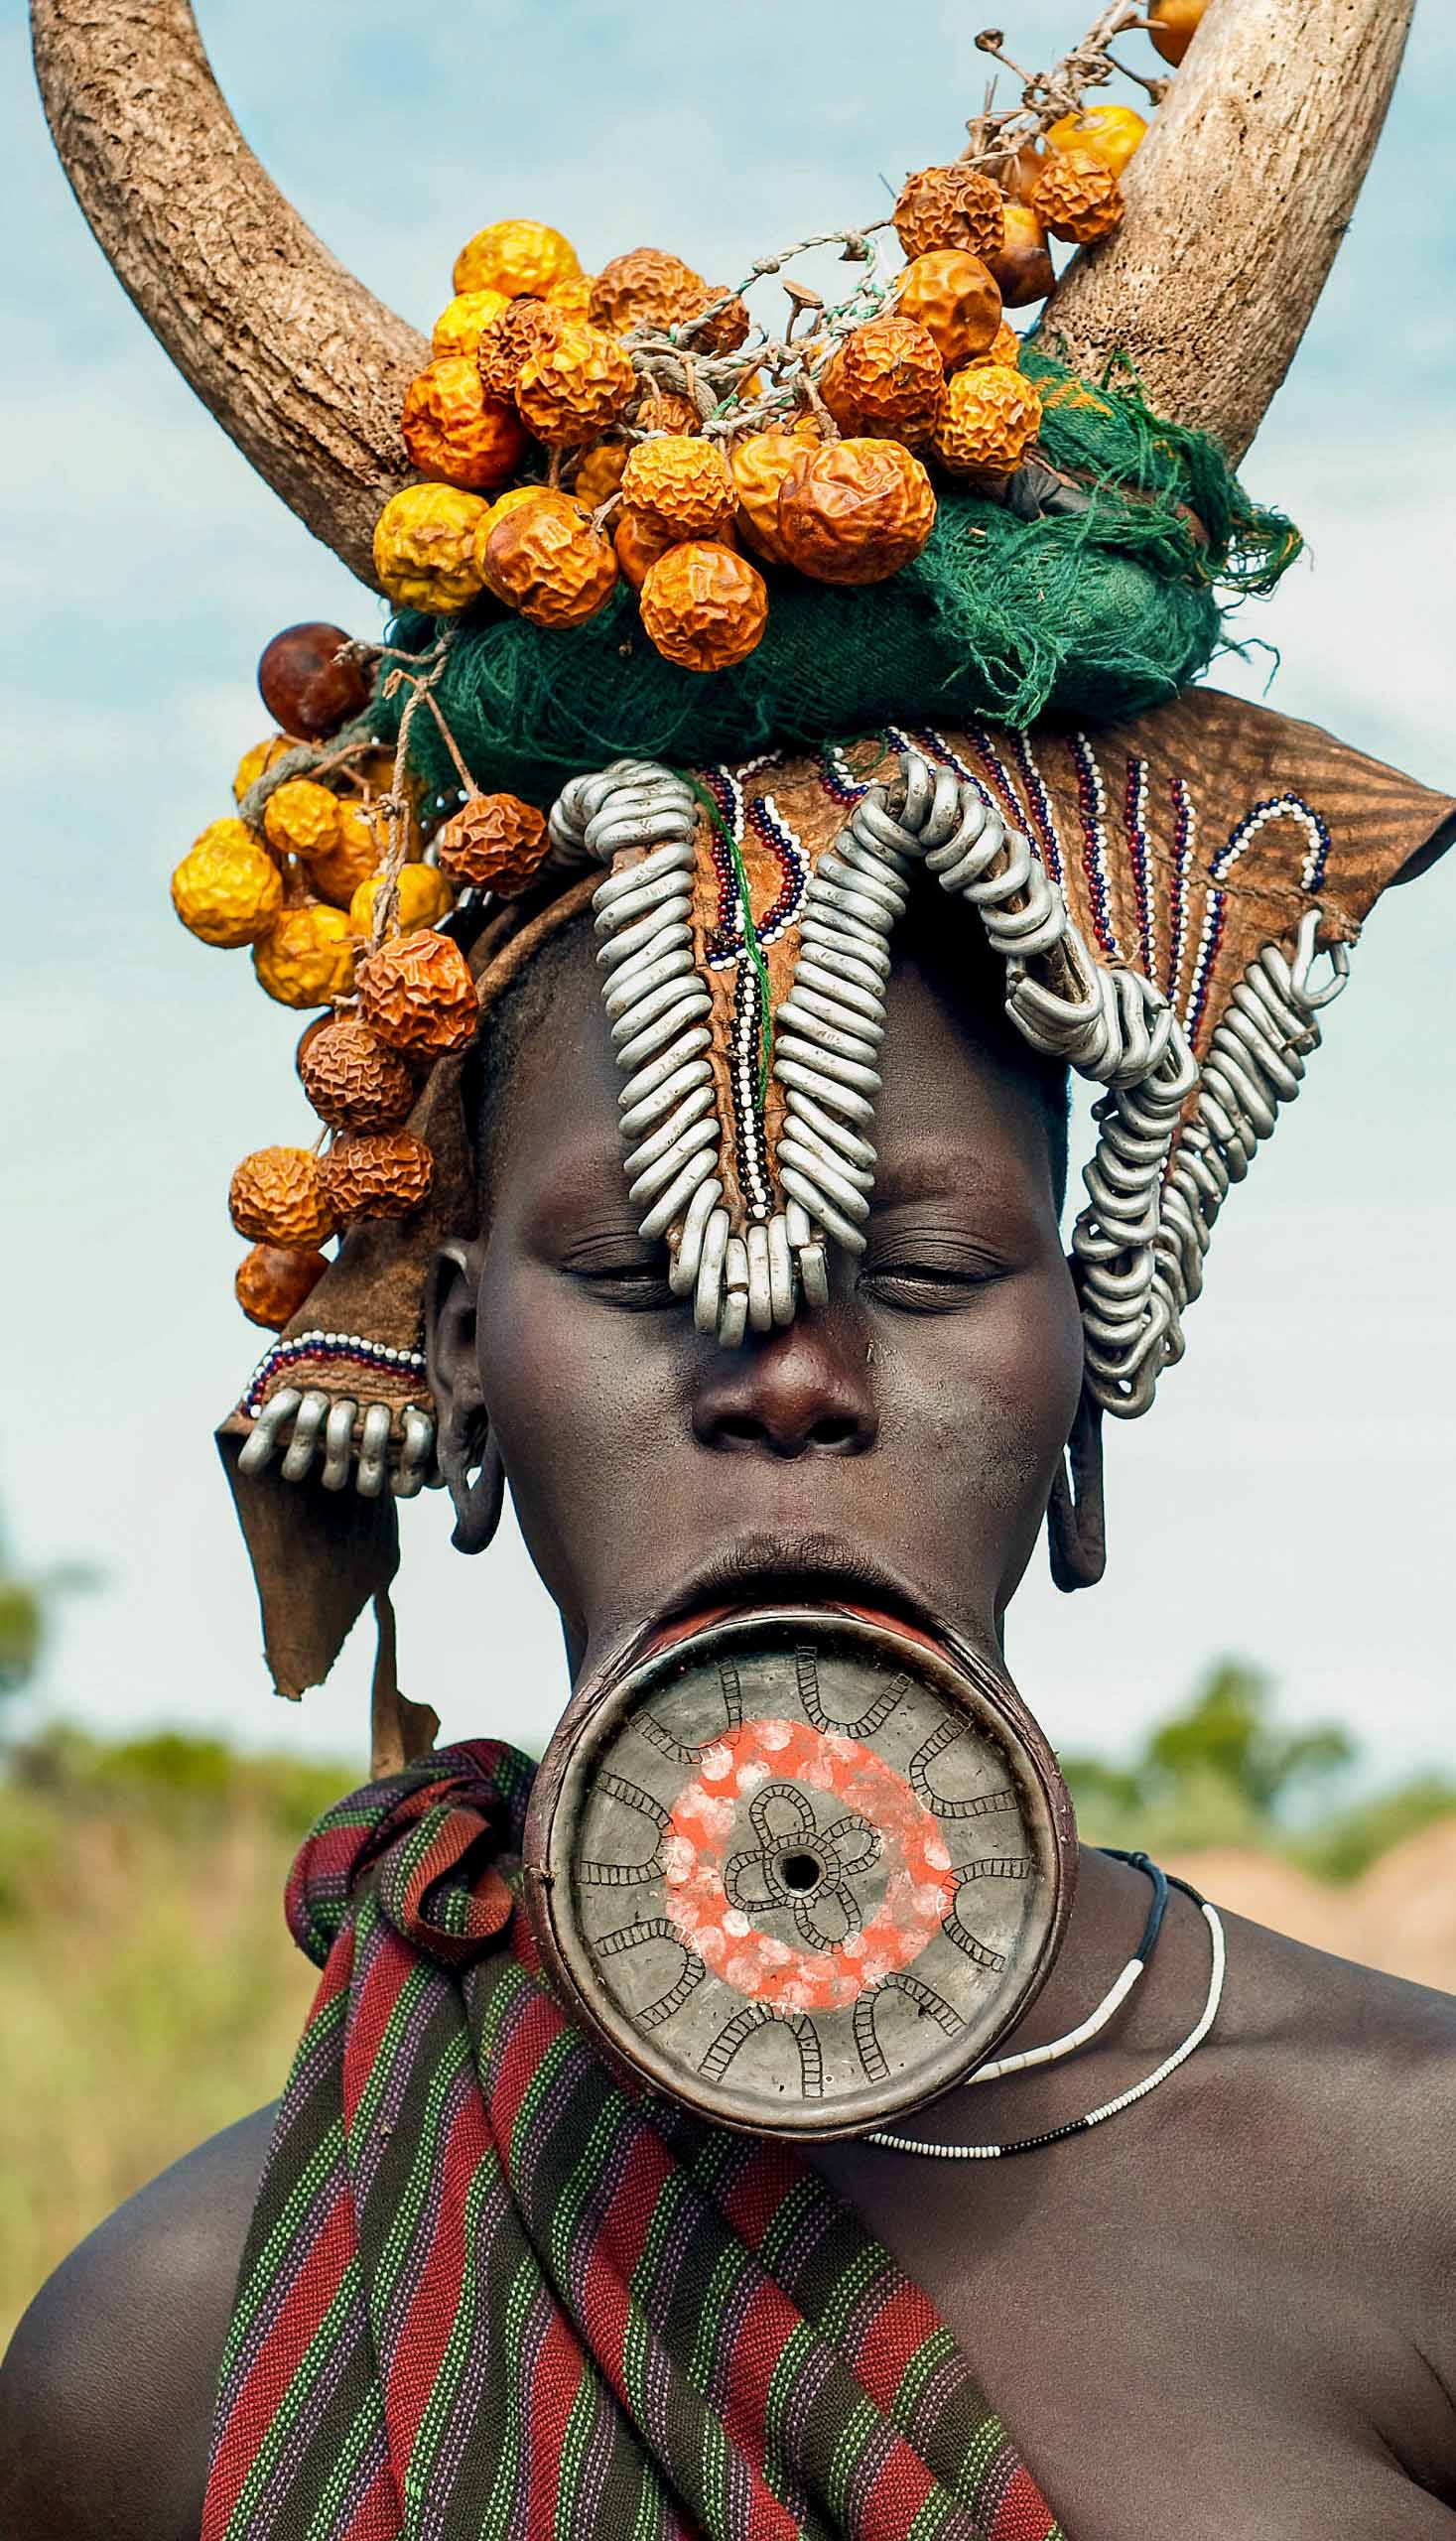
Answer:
474;1248;681;1601
879;1262;1083;1540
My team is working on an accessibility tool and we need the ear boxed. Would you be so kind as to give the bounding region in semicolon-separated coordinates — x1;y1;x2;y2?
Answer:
1046;1378;1106;1593
424;1238;505;1556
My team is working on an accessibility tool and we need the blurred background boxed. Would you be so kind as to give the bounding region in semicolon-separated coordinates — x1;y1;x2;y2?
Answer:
2;0;1453;2344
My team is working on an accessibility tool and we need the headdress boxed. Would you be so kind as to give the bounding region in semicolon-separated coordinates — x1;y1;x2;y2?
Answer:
36;0;1449;1768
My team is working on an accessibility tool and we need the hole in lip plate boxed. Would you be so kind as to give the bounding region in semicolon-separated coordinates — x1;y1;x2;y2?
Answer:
777;1849;824;1894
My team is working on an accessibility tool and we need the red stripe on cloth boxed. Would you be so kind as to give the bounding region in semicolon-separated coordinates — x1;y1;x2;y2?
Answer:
527;2313;592;2534
844;2277;940;2410
377;2077;494;2462
201;2188;357;2541
577;2123;676;2391
340;1918;419;2118
991;2464;1059;2541
859;2436;941;2539
341;2454;404;2541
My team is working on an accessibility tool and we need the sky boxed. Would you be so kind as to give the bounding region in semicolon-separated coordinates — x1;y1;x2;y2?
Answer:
2;1;1453;1789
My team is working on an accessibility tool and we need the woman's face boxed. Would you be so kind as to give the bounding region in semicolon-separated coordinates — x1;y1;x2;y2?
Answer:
433;928;1084;1683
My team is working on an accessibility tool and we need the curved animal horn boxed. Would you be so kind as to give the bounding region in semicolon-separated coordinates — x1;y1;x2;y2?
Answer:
32;0;426;588
1039;0;1415;463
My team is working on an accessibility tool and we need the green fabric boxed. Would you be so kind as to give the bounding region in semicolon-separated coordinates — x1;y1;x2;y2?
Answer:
371;346;1300;804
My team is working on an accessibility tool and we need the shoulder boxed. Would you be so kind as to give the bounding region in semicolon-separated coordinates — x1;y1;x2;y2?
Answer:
1215;1905;1456;2336
0;2104;275;2541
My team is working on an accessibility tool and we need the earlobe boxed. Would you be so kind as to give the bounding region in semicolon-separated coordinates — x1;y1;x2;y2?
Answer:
424;1239;505;1557
1046;1378;1107;1592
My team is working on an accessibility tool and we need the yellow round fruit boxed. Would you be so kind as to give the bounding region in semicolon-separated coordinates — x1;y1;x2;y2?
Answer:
478;488;619;627
935;363;1043;477
730;431;817;565
819;314;946;448
252;901;357;1008
453;218;580;300
638;543;769;673
475;299;563;400
1045;105;1147;177
573;438;629;508
968;321;1023;369
545;274;595;320
591;247;708;334
989;204;1056;309
431;288;512;357
372;483;489;613
621;436;736;538
348;863;454;938
777;438;936;585
262;777;340;863
478;482;551;539
228;1145;336;1250
893;250;1002;369
892;165;1005;263
633;389;701;438
171;822;283;949
232;735;294;803
1148;0;1208;67
1032;151;1125;245
515;322;637;447
401;357;529;492
310;803;388;909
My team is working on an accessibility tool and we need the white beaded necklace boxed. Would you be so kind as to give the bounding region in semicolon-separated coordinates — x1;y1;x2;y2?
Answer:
867;1878;1226;2162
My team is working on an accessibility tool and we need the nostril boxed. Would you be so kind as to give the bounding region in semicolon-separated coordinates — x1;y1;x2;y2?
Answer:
809;1416;862;1450
716;1415;765;1447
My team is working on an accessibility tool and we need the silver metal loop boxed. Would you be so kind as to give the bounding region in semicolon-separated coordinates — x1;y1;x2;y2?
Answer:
281;1391;329;1483
237;1386;302;1476
322;1399;358;1493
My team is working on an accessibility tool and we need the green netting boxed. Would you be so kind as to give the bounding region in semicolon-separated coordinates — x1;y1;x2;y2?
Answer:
371;345;1300;803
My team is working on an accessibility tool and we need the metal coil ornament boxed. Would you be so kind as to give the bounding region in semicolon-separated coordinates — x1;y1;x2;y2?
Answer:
523;1606;1075;2138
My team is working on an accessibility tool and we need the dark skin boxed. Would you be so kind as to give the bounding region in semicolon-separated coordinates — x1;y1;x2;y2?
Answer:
3;931;1454;2539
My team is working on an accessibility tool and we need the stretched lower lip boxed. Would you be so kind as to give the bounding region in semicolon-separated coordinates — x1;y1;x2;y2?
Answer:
644;1574;943;1663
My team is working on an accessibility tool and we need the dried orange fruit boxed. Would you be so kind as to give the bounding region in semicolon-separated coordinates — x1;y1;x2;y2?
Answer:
633;388;701;437
591;247;711;335
545;273;595;320
1045;105;1147;177
515;322;637;446
990;140;1047;207
893;250;1002;368
172;821;283;948
299;1017;417;1132
621;435;736;538
730;431;817;564
348;863;454;938
263;777;340;863
1148;0;1208;66
252;902;357;1008
777;438;936;585
477;482;551;538
474;298;564;399
1032;151;1125;245
372;483;489;613
820;314;946;447
935;364;1043;476
356;929;478;1055
989;204;1055;309
968;321;1023;369
323;1131;435;1224
232;735;295;803
638;542;769;673
432;289;511;359
613;507;682;591
893;165;1005;262
435;793;551;896
478;488;619;627
454;218;580;300
401;356;528;491
234;1242;330;1332
573;438;629;507
229;1145;335;1249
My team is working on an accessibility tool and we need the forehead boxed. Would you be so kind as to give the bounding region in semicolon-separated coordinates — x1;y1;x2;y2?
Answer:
480;917;1059;1229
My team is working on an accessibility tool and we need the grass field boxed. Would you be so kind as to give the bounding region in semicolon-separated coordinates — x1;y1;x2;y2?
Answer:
2;1717;1452;2357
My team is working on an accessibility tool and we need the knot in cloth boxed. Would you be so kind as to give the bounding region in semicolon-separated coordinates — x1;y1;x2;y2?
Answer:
285;1737;533;1968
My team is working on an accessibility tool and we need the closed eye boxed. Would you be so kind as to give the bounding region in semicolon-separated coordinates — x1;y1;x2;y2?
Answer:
858;1234;1011;1312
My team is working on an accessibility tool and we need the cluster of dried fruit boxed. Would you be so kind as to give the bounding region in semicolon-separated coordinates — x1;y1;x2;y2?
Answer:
369;0;1211;674
170;619;558;1325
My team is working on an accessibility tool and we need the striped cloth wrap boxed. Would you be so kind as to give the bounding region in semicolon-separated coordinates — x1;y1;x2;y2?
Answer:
201;1740;1065;2541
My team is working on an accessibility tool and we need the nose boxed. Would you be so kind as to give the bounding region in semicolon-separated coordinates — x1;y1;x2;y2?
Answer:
691;1311;878;1458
